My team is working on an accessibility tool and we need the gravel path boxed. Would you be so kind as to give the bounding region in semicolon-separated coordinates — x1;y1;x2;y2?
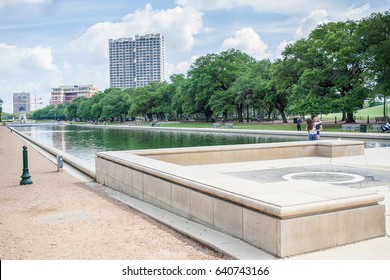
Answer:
0;126;229;260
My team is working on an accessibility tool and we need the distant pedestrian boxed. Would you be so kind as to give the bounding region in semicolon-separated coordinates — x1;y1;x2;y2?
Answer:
306;118;317;140
380;122;390;132
296;117;302;131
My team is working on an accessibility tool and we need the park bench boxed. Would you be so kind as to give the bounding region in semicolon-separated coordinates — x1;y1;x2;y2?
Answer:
128;121;144;126
368;124;383;133
212;122;221;128
375;117;390;123
224;123;234;129
339;124;360;132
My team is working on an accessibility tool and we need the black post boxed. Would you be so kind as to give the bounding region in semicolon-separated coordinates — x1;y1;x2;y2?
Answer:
20;146;32;185
246;95;250;123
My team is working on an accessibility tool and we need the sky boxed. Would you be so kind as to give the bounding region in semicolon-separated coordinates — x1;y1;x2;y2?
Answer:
0;0;389;113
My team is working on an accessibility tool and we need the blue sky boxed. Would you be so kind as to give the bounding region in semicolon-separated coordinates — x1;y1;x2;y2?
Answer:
0;0;389;113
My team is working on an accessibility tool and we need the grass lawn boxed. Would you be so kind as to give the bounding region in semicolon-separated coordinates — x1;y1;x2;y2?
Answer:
159;105;388;132
313;104;389;122
160;121;343;132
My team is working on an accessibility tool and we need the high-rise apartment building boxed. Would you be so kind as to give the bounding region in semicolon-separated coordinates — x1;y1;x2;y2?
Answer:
109;34;165;89
50;85;98;105
13;92;31;113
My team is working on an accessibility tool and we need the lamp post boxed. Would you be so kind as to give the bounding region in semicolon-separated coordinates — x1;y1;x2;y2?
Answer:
20;146;33;185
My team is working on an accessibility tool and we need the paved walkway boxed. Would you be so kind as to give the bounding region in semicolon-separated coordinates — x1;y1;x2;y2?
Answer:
2;125;390;259
0;126;228;260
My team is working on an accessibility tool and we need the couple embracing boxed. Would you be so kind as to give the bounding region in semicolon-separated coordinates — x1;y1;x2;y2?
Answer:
306;114;322;140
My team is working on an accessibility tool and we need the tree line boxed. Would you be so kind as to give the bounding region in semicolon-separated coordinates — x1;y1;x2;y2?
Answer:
31;11;389;123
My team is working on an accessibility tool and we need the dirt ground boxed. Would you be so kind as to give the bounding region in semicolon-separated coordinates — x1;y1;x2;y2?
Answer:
0;126;229;260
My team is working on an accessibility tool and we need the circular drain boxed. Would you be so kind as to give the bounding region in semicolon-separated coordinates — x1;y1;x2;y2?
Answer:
282;172;365;184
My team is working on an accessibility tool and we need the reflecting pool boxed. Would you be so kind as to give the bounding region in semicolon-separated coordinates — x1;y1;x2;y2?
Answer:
13;124;389;164
13;125;304;164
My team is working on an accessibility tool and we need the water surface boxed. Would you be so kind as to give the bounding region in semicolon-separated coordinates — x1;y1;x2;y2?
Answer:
14;124;389;164
14;125;303;164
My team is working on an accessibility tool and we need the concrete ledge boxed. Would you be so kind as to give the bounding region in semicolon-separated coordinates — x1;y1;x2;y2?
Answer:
95;140;385;257
132;140;364;165
316;140;364;157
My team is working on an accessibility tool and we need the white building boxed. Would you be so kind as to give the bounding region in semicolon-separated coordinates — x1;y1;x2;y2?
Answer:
109;34;166;89
50;85;98;105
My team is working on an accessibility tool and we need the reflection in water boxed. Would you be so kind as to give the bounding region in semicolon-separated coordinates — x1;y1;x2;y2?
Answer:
13;124;389;164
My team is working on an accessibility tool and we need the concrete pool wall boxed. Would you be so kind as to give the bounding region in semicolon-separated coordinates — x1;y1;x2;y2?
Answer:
95;140;385;257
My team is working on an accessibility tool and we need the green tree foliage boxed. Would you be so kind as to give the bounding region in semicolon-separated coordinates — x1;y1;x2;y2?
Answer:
184;53;219;122
150;82;174;120
210;50;256;122
283;20;371;122
185;49;256;122
64;97;88;120
32;104;66;120
357;11;390;117
128;85;153;120
100;89;130;122
170;74;187;120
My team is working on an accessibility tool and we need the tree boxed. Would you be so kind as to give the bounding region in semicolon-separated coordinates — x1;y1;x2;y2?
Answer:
128;85;154;120
100;89;130;122
150;82;174;120
185;49;255;122
210;49;256;122
77;98;94;121
89;92;106;121
170;74;187;120
228;60;270;122
357;11;390;118
283;21;370;123
184;53;219;121
64;97;88;120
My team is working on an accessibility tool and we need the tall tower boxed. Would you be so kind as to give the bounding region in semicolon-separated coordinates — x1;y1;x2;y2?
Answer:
109;34;165;89
13;92;31;114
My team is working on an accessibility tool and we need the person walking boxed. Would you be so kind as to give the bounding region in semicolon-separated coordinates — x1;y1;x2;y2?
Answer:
296;117;302;131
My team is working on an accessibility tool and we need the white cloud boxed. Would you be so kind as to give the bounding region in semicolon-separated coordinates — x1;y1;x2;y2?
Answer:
345;4;370;20
72;4;203;63
166;55;199;78
275;40;292;58
0;43;57;74
222;27;271;60
0;43;60;112
295;10;328;38
0;0;50;8
175;0;326;13
203;26;215;33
